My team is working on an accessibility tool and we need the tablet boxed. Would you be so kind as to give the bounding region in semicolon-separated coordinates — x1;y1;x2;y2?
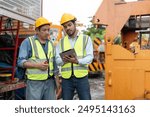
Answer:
59;49;77;60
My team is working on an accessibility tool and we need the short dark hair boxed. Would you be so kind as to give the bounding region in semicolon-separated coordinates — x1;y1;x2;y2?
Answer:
71;20;76;24
35;25;43;31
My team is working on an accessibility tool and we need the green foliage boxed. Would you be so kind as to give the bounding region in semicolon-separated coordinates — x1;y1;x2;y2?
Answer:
83;25;105;42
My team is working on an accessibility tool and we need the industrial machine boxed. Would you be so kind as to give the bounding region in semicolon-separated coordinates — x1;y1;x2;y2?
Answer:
88;36;105;77
93;0;150;99
50;25;64;46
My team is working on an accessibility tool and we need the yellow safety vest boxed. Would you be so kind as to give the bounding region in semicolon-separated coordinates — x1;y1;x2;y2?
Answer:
26;36;54;80
60;34;88;79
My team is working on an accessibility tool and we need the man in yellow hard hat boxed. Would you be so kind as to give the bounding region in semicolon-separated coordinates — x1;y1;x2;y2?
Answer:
55;13;94;100
17;17;57;100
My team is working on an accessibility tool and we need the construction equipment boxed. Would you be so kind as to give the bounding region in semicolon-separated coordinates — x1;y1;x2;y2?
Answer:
84;24;106;77
50;25;64;46
0;0;41;99
88;36;105;77
93;0;150;100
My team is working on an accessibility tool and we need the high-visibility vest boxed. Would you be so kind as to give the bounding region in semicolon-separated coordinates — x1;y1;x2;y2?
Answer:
60;34;88;79
26;36;54;80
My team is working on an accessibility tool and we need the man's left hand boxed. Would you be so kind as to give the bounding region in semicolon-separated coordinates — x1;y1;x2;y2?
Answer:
62;55;78;64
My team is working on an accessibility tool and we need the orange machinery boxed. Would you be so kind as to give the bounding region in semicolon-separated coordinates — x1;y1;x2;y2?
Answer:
93;0;150;99
50;25;63;46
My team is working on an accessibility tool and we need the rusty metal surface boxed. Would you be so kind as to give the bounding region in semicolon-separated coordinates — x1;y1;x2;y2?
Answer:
0;80;26;93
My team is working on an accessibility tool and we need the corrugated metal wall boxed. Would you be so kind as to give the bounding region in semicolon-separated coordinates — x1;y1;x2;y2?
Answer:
0;0;41;20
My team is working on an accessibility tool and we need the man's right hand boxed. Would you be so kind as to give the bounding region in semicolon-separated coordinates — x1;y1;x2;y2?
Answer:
23;61;49;70
38;61;49;71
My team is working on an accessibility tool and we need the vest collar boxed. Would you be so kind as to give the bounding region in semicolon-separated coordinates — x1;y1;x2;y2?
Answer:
68;31;80;40
33;35;49;43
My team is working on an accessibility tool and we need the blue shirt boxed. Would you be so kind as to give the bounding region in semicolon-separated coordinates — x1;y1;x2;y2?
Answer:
55;32;94;66
17;35;58;75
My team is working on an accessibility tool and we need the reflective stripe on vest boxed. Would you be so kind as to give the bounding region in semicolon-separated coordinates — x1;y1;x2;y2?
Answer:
60;34;88;79
26;36;54;80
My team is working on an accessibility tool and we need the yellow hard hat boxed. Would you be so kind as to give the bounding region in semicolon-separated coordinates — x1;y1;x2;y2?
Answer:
35;17;52;28
60;13;76;25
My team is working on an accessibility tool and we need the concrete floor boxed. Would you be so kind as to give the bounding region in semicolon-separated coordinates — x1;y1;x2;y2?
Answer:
73;77;105;100
89;77;105;100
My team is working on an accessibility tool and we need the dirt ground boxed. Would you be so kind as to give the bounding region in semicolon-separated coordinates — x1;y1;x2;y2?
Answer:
73;77;105;100
89;77;105;100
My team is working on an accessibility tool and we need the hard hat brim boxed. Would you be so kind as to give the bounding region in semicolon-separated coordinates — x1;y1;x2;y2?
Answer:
61;18;76;25
36;22;52;28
